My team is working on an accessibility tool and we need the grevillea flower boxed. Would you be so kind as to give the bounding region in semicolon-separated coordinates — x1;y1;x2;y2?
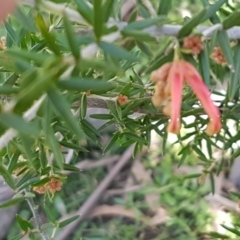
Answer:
151;59;222;136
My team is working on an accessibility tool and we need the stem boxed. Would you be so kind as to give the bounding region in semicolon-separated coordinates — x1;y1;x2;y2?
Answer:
25;190;49;240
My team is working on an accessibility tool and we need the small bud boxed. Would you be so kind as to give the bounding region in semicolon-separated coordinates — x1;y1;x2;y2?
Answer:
45;177;63;193
210;46;226;64
162;101;172;117
33;185;47;194
85;91;91;96
183;35;203;55
117;94;128;105
0;36;6;50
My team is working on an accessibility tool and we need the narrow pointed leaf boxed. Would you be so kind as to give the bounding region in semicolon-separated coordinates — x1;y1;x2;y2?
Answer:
0;196;24;208
178;9;206;38
93;0;103;40
103;131;120;153
99;41;139;62
76;0;94;24
47;88;83;139
0;163;16;189
63;14;80;60
59;215;80;228
158;0;172;15
0;113;39;136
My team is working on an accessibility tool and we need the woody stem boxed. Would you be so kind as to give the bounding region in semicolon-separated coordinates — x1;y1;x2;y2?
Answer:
24;189;49;240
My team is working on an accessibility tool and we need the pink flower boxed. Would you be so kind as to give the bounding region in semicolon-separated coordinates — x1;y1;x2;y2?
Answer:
151;59;222;136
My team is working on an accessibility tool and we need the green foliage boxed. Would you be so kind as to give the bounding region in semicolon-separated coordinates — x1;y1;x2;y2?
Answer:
0;0;240;239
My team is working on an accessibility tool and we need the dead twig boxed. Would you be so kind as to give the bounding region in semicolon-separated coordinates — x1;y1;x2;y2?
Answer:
105;184;143;196
75;155;120;170
56;145;135;240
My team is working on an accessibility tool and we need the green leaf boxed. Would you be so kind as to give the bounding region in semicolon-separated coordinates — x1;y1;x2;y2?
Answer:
58;215;80;228
178;9;207;38
62;14;80;60
105;100;122;122
14;8;37;32
198;43;210;86
0;196;24;208
44;206;56;224
0;113;39;136
124;132;148;145
47;88;83;139
42;103;64;169
59;141;88;152
81;119;100;143
229;191;240;198
14;69;56;114
8;234;23;240
76;0;94;24
0;85;19;94
103;131;121;153
80;93;87;120
89;114;113;120
201;0;227;22
229;43;240;99
35;13;61;56
93;0;103;40
57;78;116;92
192;145;209;161
221;225;240;236
209;172;215;195
145;50;173;74
136;41;153;56
207;232;229;238
17;176;40;191
6;49;49;64
8;151;21;174
16;214;34;232
31;177;50;187
217;30;234;71
103;0;115;22
99;41;139;62
4;21;17;47
122;30;155;41
0;163;16;189
158;0;172;16
178;145;190;168
223;10;240;29
183;173;202;179
124;17;166;30
62;163;81;172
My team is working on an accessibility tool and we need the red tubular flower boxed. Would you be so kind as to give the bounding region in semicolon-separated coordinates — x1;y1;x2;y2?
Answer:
167;61;184;134
151;59;222;136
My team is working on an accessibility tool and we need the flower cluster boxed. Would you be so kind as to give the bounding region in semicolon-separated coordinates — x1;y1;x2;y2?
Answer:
183;35;203;55
210;46;226;64
33;177;63;194
117;94;128;105
151;59;222;136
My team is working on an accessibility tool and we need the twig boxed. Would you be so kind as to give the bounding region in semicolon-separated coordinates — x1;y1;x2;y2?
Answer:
105;184;143;196
74;155;120;170
56;145;134;240
24;190;49;240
